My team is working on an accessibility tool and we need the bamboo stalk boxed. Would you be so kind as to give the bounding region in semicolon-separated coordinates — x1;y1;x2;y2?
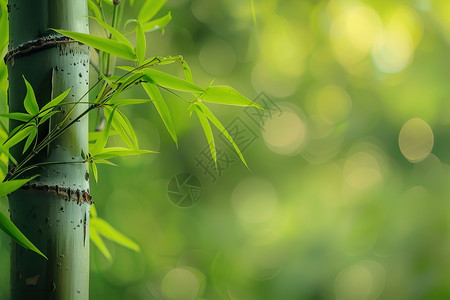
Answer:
7;0;91;299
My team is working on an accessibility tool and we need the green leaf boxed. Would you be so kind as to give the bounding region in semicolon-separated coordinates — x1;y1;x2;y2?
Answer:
88;129;118;143
93;159;118;166
90;227;111;260
22;127;37;154
92;147;156;160
193;104;216;166
90;162;98;183
142;82;177;145
41;88;71;112
39;111;60;125
90;204;98;218
136;21;146;65
0;113;32;122
4;125;35;149
181;59;193;83
91;218;140;251
92;107;116;155
23;77;39;115
0;175;37;197
52;29;136;61
0;212;47;259
138;0;166;23
201;86;262;108
142;12;172;33
108;98;151;106
90;17;133;50
196;102;248;168
104;106;136;149
87;0;103;22
142;68;204;93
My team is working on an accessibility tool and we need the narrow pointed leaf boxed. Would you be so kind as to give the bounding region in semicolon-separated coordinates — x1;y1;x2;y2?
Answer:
41;88;71;112
22;128;37;154
53;29;136;60
87;0;102;23
142;82;177;144
93;159;118;166
90;162;98;183
90;227;111;260
138;0;166;23
196;102;248;167
90;17;133;49
0;175;37;197
90;204;98;218
92;147;156;160
201;86;262;108
91;218;140;251
142;12;172;33
39;111;60;125
142;68;204;93
108;98;151;106
92;107;116;155
181;59;193;83
136;21;146;65
0;212;47;259
193;105;216;166
4;126;35;149
0;113;32;122
23;77;39;115
104;106;135;149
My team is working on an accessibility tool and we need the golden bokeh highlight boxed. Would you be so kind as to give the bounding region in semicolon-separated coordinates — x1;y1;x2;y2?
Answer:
307;85;352;125
334;265;373;300
343;152;383;190
262;105;306;155
161;268;200;300
398;118;434;163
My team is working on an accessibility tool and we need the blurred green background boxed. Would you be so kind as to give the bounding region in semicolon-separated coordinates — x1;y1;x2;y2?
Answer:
1;0;450;299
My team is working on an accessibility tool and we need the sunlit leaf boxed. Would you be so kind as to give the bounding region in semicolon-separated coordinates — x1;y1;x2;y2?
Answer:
41;88;71;112
93;159;118;166
0;212;47;259
142;68;204;93
138;0;166;23
91;218;140;251
87;0;103;22
90;227;111;260
22;127;37;154
90;17;133;50
90;162;98;183
52;29;136;60
104;106;135;149
114;109;139;149
4;125;35;149
136;21;146;65
90;203;98;218
89;129;118;143
92;107;116;155
0;113;32;122
39;111;60;125
108;98;151;106
193;104;216;166
142;12;172;33
201;86;262;108
142;82;177;145
23;77;39;115
196;102;248;168
92;147;156;160
181;59;193;83
0;175;37;197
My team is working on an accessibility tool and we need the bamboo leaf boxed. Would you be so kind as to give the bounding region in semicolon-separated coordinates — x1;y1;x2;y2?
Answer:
93;159;118;166
0;175;37;197
23;77;39;115
142;82;177;145
181;59;193;83
89;130;118;143
90;227;111;260
92;147;156;160
39;111;60;125
91;218;140;251
52;29;136;60
115;109;139;149
193;104;216;166
4;126;35;149
0;113;32;122
108;98;151;106
104;106;135;149
92;107;116;155
136;21;146;65
90;17;133;50
40;88;71;112
22;127;37;154
138;0;166;23
142;12;172;33
90;162;98;183
0;212;47;259
142;68;204;93
196;102;248;168
201;86;262;108
90;204;98;218
87;0;103;22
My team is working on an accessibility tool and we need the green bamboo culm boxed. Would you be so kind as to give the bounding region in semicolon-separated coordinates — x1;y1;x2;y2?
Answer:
7;0;91;299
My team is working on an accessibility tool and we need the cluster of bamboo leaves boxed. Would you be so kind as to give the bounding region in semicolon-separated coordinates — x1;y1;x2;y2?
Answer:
0;0;261;259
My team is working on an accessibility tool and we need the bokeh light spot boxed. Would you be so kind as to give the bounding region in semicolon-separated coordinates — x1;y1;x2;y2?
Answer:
312;85;352;125
262;105;306;155
343;152;383;190
399;118;434;163
161;268;200;300
334;265;373;300
231;178;278;223
199;38;236;76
